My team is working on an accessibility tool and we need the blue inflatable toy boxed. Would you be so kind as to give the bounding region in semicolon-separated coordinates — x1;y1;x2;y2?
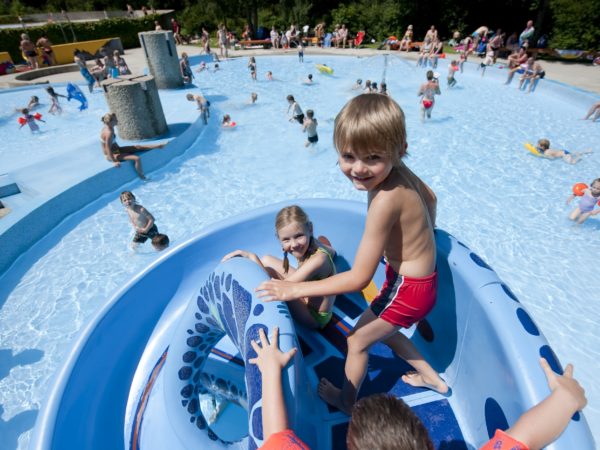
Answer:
29;199;595;450
66;82;88;111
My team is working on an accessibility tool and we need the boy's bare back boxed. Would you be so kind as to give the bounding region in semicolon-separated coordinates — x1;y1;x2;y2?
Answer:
368;164;437;278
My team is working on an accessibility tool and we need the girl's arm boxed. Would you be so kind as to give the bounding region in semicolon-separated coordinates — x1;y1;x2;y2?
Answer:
566;194;576;205
258;196;396;301
222;250;267;271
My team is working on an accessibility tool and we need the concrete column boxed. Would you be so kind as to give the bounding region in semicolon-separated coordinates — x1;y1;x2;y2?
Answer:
102;75;168;140
138;30;183;89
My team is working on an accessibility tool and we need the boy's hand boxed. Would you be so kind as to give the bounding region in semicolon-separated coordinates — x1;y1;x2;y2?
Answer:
256;279;297;302
541;358;587;411
248;327;297;374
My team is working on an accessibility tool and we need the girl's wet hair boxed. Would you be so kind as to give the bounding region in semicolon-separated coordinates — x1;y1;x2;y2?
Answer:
275;205;312;273
101;112;116;124
46;86;57;97
334;94;407;167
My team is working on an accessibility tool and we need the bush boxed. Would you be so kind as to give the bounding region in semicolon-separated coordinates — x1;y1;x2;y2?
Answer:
549;0;600;50
0;15;159;63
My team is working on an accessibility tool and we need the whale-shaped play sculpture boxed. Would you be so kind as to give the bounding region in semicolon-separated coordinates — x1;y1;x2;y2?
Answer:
29;199;595;450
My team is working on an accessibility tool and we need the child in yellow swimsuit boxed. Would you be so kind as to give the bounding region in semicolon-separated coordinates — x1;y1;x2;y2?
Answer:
222;205;336;329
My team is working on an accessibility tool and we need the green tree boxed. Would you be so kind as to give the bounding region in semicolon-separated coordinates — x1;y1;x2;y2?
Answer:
548;0;600;50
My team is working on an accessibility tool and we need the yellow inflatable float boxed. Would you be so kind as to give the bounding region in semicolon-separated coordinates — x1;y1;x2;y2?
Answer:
316;63;334;74
524;142;542;156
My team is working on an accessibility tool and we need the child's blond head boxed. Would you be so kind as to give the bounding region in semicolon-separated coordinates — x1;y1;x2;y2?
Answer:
334;94;407;167
186;93;195;101
275;205;313;273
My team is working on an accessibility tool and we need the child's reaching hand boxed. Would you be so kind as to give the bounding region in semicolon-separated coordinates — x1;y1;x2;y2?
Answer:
541;358;587;411
249;327;297;375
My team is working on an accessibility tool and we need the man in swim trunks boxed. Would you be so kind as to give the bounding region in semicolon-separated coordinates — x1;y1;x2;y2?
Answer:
418;70;441;121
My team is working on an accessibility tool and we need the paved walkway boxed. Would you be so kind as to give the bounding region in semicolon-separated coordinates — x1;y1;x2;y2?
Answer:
2;44;600;94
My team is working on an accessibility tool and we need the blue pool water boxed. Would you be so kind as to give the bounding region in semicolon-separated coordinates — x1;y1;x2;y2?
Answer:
0;54;599;449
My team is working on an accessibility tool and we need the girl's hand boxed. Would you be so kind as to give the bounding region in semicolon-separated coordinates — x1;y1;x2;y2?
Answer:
256;279;298;302
113;161;121;168
221;249;259;263
248;327;297;374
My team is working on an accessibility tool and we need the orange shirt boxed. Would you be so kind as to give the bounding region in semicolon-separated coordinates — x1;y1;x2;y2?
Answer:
260;430;310;450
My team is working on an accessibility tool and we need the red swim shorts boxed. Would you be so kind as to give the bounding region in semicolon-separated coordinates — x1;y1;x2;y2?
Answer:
422;99;434;109
370;264;437;328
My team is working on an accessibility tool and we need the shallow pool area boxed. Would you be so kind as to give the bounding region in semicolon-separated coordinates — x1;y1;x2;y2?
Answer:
0;54;599;449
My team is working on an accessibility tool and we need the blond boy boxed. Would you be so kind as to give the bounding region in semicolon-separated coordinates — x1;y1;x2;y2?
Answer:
258;94;447;414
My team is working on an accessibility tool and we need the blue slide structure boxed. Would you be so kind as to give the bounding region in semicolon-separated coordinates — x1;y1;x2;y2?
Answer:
29;199;595;450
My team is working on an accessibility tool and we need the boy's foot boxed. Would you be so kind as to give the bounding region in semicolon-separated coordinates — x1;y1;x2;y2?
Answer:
401;371;449;394
318;378;352;415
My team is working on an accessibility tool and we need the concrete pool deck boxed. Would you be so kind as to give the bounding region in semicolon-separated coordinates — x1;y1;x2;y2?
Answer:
2;44;600;94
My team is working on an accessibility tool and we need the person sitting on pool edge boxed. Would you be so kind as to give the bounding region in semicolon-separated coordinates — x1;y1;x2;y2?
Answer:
120;191;169;251
100;113;166;180
535;138;592;164
252;327;587;450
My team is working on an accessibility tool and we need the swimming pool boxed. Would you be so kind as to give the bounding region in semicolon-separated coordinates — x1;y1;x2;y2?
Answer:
0;54;598;449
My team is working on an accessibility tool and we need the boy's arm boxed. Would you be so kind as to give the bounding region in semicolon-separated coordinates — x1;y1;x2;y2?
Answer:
258;196;396;301
248;327;297;441
504;358;586;450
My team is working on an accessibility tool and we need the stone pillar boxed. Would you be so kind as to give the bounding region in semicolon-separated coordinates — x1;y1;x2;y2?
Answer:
102;75;168;140
138;30;183;89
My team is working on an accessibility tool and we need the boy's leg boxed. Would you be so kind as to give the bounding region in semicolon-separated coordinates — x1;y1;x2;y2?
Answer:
318;309;399;414
383;331;448;393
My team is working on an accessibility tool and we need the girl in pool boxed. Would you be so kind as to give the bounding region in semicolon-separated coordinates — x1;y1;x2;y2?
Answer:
222;205;337;329
535;139;592;164
567;178;600;224
27;95;40;110
222;114;235;127
46;86;66;114
18;108;45;132
100;112;165;180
